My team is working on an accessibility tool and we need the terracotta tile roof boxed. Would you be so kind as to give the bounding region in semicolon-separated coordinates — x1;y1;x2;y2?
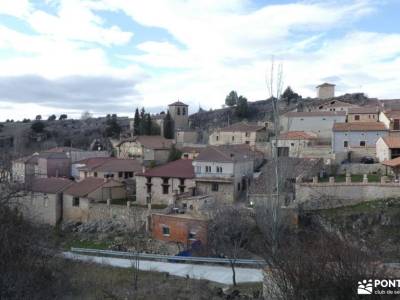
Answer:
116;136;174;149
64;178;122;197
168;100;188;106
382;157;400;168
137;159;194;179
179;146;206;153
382;136;400;149
284;111;346;117
30;177;73;194
46;147;84;152
76;157;142;173
383;110;400;119
218;122;265;132
332;122;387;132
348;106;379;114
278;131;317;140
38;152;69;159
316;83;335;87
195;145;261;163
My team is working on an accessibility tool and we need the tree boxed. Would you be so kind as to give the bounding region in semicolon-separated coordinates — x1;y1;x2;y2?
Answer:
105;114;121;138
139;107;146;135
31;121;45;133
81;111;92;120
35;115;42;121
235;96;248;118
225;90;238;107
282;86;301;105
163;111;174;139
208;206;254;286
22;119;30;123
144;114;152;135
47;114;56;121
133;108;140;136
59;114;68;120
167;144;182;162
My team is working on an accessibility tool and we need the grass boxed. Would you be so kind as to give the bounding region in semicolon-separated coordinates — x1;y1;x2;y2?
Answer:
319;174;381;183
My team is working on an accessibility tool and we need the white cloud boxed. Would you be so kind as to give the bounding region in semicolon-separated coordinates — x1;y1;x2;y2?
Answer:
0;0;32;18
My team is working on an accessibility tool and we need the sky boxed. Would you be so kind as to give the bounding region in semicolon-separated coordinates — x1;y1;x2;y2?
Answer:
0;0;400;121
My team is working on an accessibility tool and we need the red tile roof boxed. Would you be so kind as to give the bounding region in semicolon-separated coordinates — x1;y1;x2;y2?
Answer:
116;136;174;149
168;101;188;106
278;131;317;140
76;157;142;173
64;178;122;197
284;111;346;117
348;106;379;114
381;136;400;149
137;159;194;179
30;177;73;194
195;145;261;163
382;157;400;168
332;122;387;132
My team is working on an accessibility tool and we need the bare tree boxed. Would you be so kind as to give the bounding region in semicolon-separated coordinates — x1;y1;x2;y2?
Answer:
207;205;255;286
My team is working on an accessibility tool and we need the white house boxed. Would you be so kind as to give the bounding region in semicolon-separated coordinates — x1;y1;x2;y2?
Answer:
281;111;346;140
276;131;318;157
376;136;400;162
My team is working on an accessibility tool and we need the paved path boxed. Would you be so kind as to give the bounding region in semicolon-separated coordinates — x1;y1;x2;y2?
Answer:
63;252;263;285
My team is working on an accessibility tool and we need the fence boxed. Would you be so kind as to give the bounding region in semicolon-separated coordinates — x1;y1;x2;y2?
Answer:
70;247;266;267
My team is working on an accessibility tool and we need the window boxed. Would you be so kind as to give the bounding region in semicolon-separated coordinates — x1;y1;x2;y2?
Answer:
177;107;181;115
290;143;295;147
94;172;98;177
344;141;348;148
211;182;219;191
216;166;223;173
118;172;123;178
360;141;366;147
394;119;400;130
146;177;152;193
232;136;235;141
216;136;219;141
196;166;201;173
183;154;189;159
179;178;185;193
245;141;250;144
73;197;80;207
162;226;170;236
205;166;211;173
84;171;88;178
355;115;360;121
182;107;186;115
188;232;196;240
245;132;250;137
125;172;134;178
237;182;241;191
162;178;169;194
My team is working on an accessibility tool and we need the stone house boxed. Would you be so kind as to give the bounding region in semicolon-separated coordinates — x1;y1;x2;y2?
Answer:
179;145;206;159
63;177;126;222
17;177;73;225
275;131;318;157
74;157;142;181
209;122;267;147
151;213;207;248
36;152;71;178
281;111;346;140
135;159;196;206
249;157;323;206
316;83;336;99
175;130;198;145
305;99;357;113
347;106;380;123
332;122;388;160
115;135;174;165
193;145;261;203
379;110;400;135
376;136;400;162
12;154;39;183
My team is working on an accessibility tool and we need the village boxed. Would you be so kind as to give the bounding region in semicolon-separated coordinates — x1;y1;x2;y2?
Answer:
5;82;400;257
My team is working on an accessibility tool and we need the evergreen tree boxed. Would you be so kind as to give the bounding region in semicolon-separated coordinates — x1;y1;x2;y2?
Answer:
105;114;121;138
168;144;182;162
133;108;140;135
163;111;174;139
282;86;301;105
139;107;146;135
225;90;238;106
59;114;67;120
31;121;45;133
235;95;249;118
144;114;152;135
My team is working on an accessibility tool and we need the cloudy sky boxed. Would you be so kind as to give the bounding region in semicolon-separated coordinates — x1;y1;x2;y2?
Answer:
0;0;399;121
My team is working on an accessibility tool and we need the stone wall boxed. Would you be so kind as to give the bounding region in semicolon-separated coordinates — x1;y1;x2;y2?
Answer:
295;179;400;209
337;163;386;175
